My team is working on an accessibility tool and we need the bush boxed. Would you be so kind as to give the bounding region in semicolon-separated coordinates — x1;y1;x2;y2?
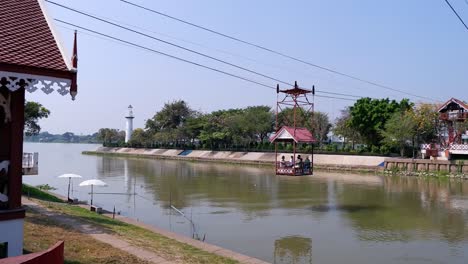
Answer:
371;145;380;154
380;145;390;155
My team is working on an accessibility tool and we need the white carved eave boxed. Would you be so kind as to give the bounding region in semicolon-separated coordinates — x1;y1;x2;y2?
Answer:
0;71;71;96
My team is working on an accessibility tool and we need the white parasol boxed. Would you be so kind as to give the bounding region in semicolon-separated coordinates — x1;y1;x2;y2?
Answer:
58;173;82;201
79;179;107;206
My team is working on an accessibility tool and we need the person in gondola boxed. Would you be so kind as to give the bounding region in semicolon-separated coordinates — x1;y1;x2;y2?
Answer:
289;155;294;167
304;156;311;171
296;155;303;168
280;156;286;167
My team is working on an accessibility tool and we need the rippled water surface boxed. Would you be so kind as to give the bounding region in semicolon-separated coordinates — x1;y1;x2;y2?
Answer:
24;143;468;264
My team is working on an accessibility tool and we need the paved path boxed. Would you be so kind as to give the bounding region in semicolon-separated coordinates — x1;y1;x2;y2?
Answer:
23;198;173;263
22;198;269;264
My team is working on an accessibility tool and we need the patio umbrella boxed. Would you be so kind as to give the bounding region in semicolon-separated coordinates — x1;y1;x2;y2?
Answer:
58;173;82;201
79;179;107;206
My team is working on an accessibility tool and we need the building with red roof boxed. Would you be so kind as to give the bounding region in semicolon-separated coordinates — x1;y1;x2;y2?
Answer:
422;98;468;160
0;0;78;258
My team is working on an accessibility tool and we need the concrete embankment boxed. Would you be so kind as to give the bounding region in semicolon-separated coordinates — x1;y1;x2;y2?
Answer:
83;147;385;172
385;158;468;174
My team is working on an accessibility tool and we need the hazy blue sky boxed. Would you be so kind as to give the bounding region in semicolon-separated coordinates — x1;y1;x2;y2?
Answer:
28;0;468;134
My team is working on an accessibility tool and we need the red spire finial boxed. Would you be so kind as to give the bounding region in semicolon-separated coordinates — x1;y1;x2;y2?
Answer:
70;30;78;100
72;30;78;69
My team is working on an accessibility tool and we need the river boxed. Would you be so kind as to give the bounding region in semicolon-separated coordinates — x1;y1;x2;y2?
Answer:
23;143;468;264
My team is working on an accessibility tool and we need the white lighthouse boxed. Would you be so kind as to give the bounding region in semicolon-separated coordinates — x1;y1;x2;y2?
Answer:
125;105;134;143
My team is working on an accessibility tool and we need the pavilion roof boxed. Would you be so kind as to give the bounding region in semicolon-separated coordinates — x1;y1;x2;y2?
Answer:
270;126;316;143
0;0;77;99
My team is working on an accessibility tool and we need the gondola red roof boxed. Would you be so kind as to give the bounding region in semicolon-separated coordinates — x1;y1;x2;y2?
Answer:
270;126;316;143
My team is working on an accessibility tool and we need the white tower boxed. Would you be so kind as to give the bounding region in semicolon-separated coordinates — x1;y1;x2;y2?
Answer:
125;105;134;143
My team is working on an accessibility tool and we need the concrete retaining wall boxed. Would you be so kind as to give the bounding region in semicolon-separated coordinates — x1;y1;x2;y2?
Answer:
385;158;468;173
84;147;385;170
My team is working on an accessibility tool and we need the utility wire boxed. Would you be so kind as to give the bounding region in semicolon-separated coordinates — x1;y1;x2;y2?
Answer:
118;0;435;101
443;0;468;31
55;19;356;102
46;1;289;87
46;0;366;99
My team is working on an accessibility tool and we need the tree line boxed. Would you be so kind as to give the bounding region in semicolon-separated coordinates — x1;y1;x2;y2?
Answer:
98;100;331;152
97;98;468;157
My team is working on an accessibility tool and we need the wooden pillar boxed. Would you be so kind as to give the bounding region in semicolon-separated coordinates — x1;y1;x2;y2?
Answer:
7;88;24;209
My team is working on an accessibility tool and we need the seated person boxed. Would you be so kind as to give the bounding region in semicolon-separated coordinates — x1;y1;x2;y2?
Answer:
304;157;311;170
280;156;286;167
295;155;303;168
288;155;294;167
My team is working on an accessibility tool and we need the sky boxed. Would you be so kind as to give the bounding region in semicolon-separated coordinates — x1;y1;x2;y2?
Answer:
27;0;468;135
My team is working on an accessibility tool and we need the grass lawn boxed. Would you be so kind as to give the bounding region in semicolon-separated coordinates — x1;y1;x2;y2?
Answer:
23;185;238;264
24;208;149;264
43;202;238;264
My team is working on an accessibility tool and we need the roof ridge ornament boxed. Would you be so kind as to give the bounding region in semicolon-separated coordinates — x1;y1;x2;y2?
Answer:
70;30;78;100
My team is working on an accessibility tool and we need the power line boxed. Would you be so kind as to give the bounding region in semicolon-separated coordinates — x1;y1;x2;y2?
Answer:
55;20;274;90
46;0;367;99
46;1;289;86
443;0;468;31
118;0;435;101
55;19;357;102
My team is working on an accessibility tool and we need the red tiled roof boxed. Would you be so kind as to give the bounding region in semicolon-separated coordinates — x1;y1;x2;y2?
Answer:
270;126;316;143
0;0;70;72
438;98;468;113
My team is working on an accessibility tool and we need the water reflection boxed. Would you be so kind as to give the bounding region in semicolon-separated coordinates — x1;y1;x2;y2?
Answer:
274;236;312;264
337;176;468;243
98;157;330;216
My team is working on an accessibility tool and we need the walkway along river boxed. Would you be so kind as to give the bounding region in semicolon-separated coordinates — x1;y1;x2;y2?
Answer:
24;143;468;264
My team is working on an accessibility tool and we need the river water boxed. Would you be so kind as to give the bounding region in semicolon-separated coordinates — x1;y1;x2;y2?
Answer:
23;143;468;264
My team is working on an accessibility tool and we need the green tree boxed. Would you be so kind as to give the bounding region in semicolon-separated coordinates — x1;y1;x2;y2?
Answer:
333;107;362;149
145;100;197;146
198;109;240;149
24;101;50;136
96;128;124;144
349;98;413;147
410;103;440;144
145;100;194;133
381;111;416;157
311;112;332;144
128;128;150;147
242;106;274;142
62;132;75;143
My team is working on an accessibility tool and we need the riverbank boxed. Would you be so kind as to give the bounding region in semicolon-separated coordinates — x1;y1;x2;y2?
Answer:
83;146;385;173
22;185;268;264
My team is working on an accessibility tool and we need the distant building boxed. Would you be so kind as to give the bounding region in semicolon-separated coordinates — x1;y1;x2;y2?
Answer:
421;98;468;160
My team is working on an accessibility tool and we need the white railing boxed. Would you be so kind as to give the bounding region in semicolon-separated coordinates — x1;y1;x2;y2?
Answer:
450;144;468;151
420;144;440;150
22;152;38;175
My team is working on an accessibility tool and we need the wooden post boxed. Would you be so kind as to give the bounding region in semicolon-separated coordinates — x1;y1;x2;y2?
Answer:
8;89;24;209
